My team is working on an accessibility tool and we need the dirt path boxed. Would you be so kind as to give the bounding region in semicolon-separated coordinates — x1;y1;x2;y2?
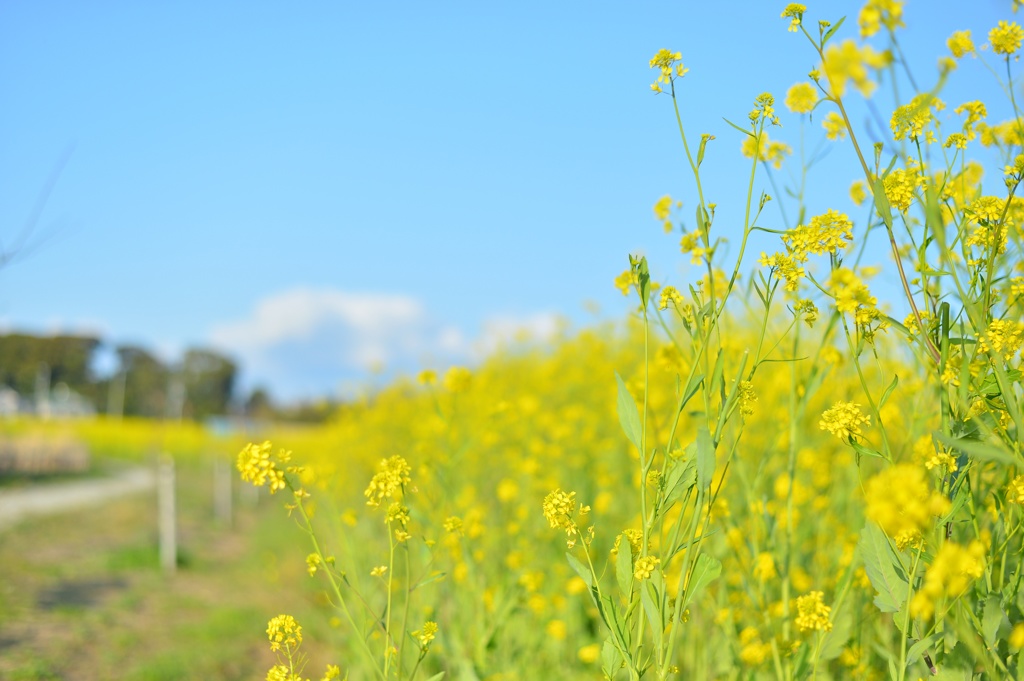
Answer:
0;467;156;531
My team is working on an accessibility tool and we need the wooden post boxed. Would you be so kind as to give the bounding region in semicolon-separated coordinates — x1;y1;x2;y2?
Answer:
213;458;232;527
158;456;177;574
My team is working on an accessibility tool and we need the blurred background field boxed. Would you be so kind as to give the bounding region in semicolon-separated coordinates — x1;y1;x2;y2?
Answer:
3;1;1024;679
0;317;926;678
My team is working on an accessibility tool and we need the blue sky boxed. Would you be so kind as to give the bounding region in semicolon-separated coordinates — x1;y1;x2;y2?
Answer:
0;1;1013;401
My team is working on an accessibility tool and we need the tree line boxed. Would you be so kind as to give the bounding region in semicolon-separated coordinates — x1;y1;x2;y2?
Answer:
0;333;238;420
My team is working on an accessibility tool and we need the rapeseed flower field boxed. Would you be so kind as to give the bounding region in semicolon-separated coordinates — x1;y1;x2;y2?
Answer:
14;2;1024;679
229;3;1024;678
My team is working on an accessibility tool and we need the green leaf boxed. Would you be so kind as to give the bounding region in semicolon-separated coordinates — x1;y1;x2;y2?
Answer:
821;15;846;45
871;177;894;229
850;440;885;460
566;552;593;589
661;455;697;510
934;431;1019;468
615;537;634;597
722;117;754;136
878;373;899;408
682;553;721;608
818;603;852;661
982;596;1005;646
858;522;908;613
600;637;622;679
695;426;715;493
697;134;712;167
680;373;704;410
615;372;643;456
411;571;447;591
640;580;662;642
905;634;940;670
425;673;446;681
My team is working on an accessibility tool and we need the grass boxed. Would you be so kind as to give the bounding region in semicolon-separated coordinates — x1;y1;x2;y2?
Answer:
0;456;336;680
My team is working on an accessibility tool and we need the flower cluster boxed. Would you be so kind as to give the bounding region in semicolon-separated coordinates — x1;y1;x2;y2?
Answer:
267;614;303;653
910;542;986;619
649;49;688;94
543;488;592;549
978;319;1024;360
785;82;817;114
1008;476;1024;505
633;555;660;580
238;441;288;494
794;591;833;632
783;209;854;260
990;20;1024;56
364;455;412;507
858;0;904;38
820;39;889;98
890;94;942;142
819;401;870;441
413;621;439;649
865;464;951;549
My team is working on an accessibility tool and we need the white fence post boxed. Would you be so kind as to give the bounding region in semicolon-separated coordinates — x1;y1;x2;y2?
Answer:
214;458;232;527
158;455;177;574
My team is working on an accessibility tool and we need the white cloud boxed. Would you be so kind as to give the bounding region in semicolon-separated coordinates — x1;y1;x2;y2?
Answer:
474;312;563;358
208;287;566;401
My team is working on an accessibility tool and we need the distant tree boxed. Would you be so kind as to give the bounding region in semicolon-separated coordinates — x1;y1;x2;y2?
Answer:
244;386;275;421
114;345;169;418
181;348;237;420
0;333;101;401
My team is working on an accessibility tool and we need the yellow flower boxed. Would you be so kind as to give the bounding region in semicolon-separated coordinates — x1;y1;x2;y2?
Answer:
759;252;805;292
909;541;985;619
883;168;917;212
948;30;975;58
795;591;833;632
819;401;870;441
858;0;904;38
785;82;818;114
417;369;437;386
413;621;438;647
753;552;776;580
543;488;590;548
978;319;1024;360
891;94;942;142
238;441;288;494
614;269;635;295
578;643;602;663
1008;475;1024;505
850;180;867;206
822;111;846;140
371;565;388;577
545;619;567;641
822;39;889;97
266;614;303;653
865;464;951;550
658;285;684;310
783;209;854;260
443;366;472;392
827;267;877;315
364;455;411;507
781;4;806;32
990;20;1024;55
1011;623;1024;649
653;194;673;221
649;49;686;90
741;132;792;169
444;515;465;535
634;555;660;580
